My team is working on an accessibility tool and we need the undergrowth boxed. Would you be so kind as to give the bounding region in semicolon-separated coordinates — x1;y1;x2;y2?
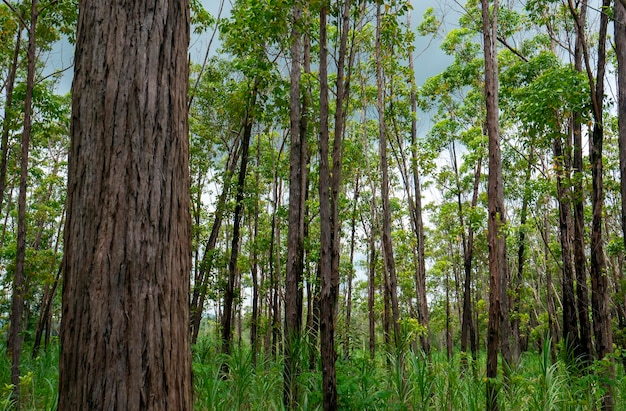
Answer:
1;337;625;410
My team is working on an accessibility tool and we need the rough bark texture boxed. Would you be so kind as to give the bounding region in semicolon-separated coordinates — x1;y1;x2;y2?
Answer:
58;1;192;409
481;0;506;409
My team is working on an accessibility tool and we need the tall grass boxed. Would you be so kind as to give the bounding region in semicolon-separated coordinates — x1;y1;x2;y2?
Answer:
1;336;625;410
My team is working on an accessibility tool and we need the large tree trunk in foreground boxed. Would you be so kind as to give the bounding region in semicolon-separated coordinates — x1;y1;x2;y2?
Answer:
59;1;192;409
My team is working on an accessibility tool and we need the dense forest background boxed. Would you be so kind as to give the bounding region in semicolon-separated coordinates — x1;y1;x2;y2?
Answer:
1;0;626;409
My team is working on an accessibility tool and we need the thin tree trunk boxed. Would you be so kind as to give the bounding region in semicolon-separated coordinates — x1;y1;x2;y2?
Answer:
250;136;261;366
190;138;241;343
572;0;592;362
284;0;306;404
512;153;532;363
0;25;21;214
452;142;481;363
221;87;257;360
318;4;337;408
343;175;359;359
553;134;579;355
10;4;36;407
481;0;507;409
406;0;430;358
376;3;401;351
569;0;614;407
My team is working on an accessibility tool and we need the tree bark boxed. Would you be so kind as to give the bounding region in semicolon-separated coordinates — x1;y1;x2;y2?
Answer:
58;1;192;409
481;0;507;409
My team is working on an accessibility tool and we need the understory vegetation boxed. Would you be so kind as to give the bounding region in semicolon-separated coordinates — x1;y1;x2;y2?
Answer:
2;337;625;410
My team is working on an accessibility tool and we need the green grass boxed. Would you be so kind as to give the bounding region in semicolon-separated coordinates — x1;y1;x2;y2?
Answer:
1;337;625;410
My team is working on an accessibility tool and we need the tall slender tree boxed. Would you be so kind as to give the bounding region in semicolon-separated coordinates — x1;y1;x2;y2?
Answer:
481;0;508;409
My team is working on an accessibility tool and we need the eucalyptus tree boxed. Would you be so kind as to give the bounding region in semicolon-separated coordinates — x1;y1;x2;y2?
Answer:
58;0;192;408
567;1;614;407
479;0;508;409
284;0;307;406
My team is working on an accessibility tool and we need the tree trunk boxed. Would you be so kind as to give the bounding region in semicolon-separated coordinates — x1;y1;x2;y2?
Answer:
481;0;507;409
58;0;192;408
190;137;240;343
569;0;614;407
9;4;36;407
571;0;592;363
553;135;579;355
221;87;257;360
284;0;306;404
343;175;359;359
0;25;21;215
512;153;532;363
318;4;337;409
250;137;261;366
376;3;401;351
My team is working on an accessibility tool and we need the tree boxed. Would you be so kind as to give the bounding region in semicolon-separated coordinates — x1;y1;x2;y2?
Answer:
284;1;307;406
481;0;508;409
58;1;192;408
8;1;37;407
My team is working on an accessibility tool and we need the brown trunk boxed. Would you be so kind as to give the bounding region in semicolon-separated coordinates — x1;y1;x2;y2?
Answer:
284;1;307;404
368;225;377;359
569;0;614;407
453;144;481;360
512;153;532;363
481;0;506;409
376;4;401;352
407;0;430;358
571;1;592;362
318;5;337;409
343;175;359;359
222;88;257;360
553;135;579;354
190;138;241;343
0;26;21;214
9;4;36;405
59;0;192;408
445;257;453;360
